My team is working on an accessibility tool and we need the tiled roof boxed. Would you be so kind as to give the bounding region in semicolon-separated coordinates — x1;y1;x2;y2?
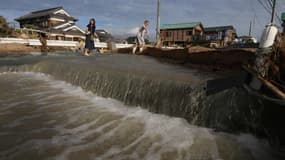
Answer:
31;7;63;14
48;28;84;36
160;22;202;30
15;6;76;21
15;7;62;21
52;14;77;21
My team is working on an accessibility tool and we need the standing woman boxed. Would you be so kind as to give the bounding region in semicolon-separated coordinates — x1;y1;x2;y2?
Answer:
84;18;96;56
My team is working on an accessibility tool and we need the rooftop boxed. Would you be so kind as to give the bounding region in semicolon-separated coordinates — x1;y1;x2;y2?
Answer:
31;6;63;14
15;6;77;21
160;22;202;30
205;25;235;32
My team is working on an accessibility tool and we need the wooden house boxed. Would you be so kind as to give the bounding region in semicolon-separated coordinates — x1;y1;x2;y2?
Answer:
160;22;204;47
204;25;237;48
15;6;85;41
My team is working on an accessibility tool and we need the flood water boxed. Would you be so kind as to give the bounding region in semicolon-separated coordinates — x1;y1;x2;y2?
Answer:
0;54;284;160
0;72;280;160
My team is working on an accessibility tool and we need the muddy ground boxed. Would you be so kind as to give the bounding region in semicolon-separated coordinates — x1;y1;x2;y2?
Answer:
117;46;257;72
0;43;73;57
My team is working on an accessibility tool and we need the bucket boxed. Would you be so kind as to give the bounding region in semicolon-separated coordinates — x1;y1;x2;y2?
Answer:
259;24;279;48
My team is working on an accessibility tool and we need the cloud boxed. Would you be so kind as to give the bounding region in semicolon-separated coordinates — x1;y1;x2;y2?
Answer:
0;0;284;40
127;27;140;35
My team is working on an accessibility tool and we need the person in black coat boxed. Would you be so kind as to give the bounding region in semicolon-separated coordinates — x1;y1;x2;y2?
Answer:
84;18;96;56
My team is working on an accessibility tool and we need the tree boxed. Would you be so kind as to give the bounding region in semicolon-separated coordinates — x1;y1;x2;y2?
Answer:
126;36;136;44
0;16;10;34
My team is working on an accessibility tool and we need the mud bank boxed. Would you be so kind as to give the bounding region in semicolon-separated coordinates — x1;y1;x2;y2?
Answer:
0;43;74;56
118;46;257;71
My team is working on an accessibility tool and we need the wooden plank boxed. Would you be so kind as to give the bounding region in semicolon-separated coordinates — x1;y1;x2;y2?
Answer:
243;65;285;100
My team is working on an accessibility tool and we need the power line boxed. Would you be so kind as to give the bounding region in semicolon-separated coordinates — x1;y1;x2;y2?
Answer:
266;0;273;9
256;0;272;14
250;0;264;26
255;0;282;24
274;0;283;24
280;0;285;7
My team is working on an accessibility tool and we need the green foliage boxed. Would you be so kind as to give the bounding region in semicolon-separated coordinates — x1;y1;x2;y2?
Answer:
0;16;8;27
15;29;21;33
282;12;285;21
0;16;10;34
126;36;136;44
25;24;35;29
145;39;151;44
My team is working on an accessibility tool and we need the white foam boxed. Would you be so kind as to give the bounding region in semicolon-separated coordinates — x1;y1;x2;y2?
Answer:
12;72;219;159
237;134;280;160
0;72;279;160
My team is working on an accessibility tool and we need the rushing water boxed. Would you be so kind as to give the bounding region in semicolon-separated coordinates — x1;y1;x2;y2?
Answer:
0;54;284;159
0;72;279;160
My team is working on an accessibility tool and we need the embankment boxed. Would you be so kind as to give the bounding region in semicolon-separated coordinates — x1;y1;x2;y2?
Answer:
118;46;256;71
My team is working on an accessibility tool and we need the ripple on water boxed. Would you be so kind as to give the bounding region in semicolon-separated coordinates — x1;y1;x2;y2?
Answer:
0;72;281;160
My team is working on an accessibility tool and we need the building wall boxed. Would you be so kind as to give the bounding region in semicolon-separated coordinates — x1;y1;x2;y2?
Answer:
160;26;204;46
49;20;63;28
204;29;235;47
20;18;49;29
161;29;192;45
19;17;73;29
18;18;83;41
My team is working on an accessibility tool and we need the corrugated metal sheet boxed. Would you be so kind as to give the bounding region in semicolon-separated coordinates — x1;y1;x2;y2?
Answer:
160;22;201;30
15;7;62;21
205;26;235;32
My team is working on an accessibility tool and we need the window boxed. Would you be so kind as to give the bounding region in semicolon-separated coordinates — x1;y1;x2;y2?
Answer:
186;31;192;36
177;31;179;40
42;21;48;27
166;31;172;37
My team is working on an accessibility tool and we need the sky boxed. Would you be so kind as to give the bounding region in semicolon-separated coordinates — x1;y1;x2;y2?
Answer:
0;0;284;40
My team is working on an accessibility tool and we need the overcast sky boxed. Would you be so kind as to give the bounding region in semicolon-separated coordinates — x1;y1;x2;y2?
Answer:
0;0;284;40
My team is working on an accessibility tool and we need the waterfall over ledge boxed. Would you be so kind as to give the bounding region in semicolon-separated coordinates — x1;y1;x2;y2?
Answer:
0;54;284;140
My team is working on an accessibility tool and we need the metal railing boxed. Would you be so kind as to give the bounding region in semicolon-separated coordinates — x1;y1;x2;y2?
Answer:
0;38;133;49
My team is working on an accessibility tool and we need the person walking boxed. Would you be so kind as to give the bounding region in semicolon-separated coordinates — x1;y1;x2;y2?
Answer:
132;20;150;54
39;32;48;55
84;18;96;56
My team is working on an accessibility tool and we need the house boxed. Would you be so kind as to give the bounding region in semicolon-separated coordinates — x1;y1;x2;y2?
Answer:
95;29;113;42
15;6;85;41
237;36;257;44
204;25;237;48
160;22;204;47
281;12;285;34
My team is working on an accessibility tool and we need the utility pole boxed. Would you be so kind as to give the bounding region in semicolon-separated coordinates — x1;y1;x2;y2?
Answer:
249;15;256;37
156;0;161;47
271;0;277;24
249;20;252;36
